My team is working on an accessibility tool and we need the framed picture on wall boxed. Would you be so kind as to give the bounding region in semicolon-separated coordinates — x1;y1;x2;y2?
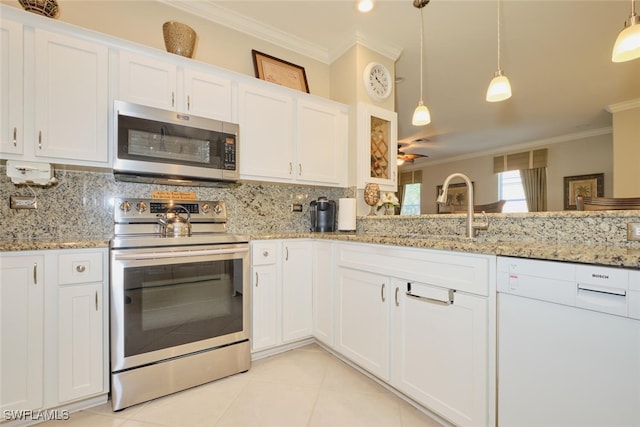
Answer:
436;182;474;214
563;173;604;210
251;50;309;93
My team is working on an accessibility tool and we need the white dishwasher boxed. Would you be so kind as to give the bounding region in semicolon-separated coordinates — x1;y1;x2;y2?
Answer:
497;256;640;427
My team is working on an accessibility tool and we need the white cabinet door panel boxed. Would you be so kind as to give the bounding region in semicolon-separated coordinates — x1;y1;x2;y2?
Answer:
35;30;108;162
118;51;177;110
238;84;294;181
393;279;488;427
251;264;279;351
336;267;390;380
0;255;44;413
0;19;23;155
58;283;103;403
281;241;313;342
183;68;232;121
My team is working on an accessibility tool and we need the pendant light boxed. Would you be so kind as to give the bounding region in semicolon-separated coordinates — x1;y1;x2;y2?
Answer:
486;0;512;102
412;0;431;126
612;0;640;62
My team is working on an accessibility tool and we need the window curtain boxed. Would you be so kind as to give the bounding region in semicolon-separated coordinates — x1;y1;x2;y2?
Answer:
520;167;547;212
494;148;548;212
398;170;423;210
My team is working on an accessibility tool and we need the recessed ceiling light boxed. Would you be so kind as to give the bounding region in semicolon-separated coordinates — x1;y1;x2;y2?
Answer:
357;0;374;13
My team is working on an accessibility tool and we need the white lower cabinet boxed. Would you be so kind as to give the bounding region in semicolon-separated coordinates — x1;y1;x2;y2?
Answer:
281;240;313;342
0;248;109;417
57;283;104;403
335;267;391;380
251;240;313;353
333;242;495;427
0;255;44;413
312;241;334;347
391;278;489;427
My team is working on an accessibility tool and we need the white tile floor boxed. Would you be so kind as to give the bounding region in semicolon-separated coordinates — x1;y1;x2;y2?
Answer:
40;344;443;427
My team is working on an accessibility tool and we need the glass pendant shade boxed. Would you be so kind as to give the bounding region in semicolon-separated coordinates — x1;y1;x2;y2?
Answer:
412;101;431;126
486;70;512;102
612;15;640;62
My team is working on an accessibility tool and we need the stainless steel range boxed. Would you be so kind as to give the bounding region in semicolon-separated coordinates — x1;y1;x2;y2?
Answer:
110;198;250;411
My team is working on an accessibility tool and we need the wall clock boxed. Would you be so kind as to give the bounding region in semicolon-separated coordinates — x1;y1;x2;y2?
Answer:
363;62;392;101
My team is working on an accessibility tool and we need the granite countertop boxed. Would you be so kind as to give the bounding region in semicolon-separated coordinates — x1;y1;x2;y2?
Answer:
0;237;111;253
250;232;640;269
2;233;639;269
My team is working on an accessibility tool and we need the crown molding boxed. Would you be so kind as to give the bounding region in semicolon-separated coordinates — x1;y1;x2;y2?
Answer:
159;0;401;65
605;98;640;114
406;126;613;167
329;31;403;64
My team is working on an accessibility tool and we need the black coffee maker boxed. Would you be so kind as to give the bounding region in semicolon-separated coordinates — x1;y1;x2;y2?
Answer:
310;197;336;232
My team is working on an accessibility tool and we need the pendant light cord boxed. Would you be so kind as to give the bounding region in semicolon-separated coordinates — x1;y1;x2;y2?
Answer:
496;0;502;71
419;6;424;103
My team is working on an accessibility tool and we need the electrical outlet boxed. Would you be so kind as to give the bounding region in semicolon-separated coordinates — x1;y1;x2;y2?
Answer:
10;196;37;209
290;203;303;212
627;223;640;241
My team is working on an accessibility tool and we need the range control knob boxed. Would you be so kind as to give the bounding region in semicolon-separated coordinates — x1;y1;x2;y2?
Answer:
120;201;132;212
136;201;147;213
212;203;223;215
201;203;211;214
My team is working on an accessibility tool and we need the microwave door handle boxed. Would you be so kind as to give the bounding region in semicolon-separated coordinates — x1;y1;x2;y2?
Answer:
114;247;249;261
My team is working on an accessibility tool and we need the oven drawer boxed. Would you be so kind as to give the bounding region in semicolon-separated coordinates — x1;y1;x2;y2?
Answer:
252;242;277;265
58;251;103;284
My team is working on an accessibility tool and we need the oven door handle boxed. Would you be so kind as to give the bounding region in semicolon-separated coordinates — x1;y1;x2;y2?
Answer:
114;247;249;260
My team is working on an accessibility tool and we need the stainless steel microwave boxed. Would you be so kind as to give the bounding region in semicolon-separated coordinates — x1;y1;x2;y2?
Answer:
113;101;239;186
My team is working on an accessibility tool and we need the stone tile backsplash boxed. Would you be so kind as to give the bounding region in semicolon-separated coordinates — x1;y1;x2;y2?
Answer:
0;165;351;240
2;164;639;247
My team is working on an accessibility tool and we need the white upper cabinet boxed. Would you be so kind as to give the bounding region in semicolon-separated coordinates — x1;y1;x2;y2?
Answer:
296;98;348;186
118;50;233;121
34;29;109;163
0;14;108;165
0;19;23;155
239;80;348;187
118;51;177;111
238;83;295;181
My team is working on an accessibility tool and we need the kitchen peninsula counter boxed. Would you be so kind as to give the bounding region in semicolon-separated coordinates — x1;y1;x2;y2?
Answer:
250;232;640;269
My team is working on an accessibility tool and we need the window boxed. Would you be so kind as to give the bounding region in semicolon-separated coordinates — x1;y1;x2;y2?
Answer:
400;183;421;215
499;170;528;213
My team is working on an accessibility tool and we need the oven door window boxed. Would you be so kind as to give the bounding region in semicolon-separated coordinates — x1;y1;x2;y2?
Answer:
122;258;243;357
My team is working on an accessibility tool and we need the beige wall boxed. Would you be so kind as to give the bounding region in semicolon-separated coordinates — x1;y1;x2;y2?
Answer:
611;102;640;197
402;133;613;213
3;0;332;97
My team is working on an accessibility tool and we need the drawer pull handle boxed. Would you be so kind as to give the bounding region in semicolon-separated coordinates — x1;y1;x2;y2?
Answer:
13;127;17;146
381;283;386;302
395;287;400;307
33;262;37;285
255;272;259;287
95;291;98;311
76;265;86;273
38;131;42;149
285;247;289;261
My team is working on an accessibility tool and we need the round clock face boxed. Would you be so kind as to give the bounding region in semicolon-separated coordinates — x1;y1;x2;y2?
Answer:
364;62;392;101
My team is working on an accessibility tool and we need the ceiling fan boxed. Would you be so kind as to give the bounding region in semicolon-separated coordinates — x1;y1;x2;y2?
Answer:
397;137;430;165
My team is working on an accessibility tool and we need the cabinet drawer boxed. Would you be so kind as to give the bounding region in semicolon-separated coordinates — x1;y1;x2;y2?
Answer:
58;252;103;284
252;242;277;265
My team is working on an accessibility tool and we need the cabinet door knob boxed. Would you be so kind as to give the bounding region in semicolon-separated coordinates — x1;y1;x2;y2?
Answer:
76;264;86;273
262;250;269;257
